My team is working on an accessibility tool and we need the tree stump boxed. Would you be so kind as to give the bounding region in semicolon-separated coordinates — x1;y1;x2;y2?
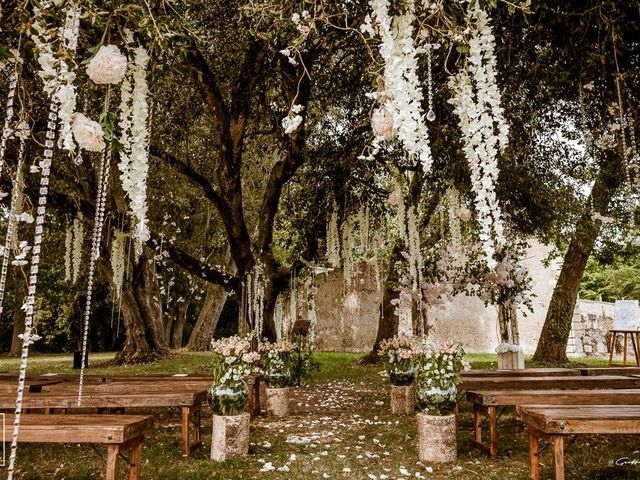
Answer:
390;385;415;415
497;351;525;369
210;413;250;462
266;387;289;417
416;412;457;463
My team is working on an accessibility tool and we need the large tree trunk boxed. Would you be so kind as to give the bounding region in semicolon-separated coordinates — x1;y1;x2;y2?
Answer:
533;149;624;363
188;284;229;349
114;247;169;364
9;272;27;356
171;302;189;348
187;247;236;350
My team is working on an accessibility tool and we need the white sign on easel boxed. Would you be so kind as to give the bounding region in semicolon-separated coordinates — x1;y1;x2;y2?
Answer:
613;300;640;330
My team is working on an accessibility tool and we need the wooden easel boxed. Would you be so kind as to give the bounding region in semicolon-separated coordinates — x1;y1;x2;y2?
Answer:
607;329;640;367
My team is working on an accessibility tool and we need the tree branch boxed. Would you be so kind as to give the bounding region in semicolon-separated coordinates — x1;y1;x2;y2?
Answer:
154;237;241;293
149;145;227;213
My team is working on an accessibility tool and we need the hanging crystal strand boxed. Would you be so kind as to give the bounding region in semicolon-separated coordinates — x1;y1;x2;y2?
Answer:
7;98;58;480
426;43;435;122
0;63;19;180
77;144;112;406
0;133;26;318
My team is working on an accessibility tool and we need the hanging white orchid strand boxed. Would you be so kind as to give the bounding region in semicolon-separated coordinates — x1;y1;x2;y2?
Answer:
118;47;151;256
55;2;81;152
110;229;127;299
368;0;433;172
71;212;83;284
64;223;73;281
0;62;19;181
447;3;507;269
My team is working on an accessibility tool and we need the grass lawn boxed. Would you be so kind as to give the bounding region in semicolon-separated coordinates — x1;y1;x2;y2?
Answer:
0;351;638;479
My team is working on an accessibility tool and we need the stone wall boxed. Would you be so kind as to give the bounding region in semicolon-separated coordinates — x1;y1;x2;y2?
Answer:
311;239;563;354
566;299;615;357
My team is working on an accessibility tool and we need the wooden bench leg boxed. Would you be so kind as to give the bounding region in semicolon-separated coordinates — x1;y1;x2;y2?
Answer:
106;444;120;480
624;333;628;366
631;333;640;367
129;439;142;480
552;435;565;480
488;406;498;458
193;404;202;447
609;332;616;367
182;406;190;456
473;404;483;444
528;429;540;480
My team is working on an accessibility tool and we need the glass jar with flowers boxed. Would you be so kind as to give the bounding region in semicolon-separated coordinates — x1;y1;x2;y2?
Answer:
259;339;296;388
209;335;261;416
413;341;470;415
378;335;419;386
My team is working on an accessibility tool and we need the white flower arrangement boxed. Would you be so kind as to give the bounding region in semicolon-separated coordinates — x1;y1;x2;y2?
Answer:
86;45;128;85
447;3;508;269
71;113;105;152
495;343;523;354
369;0;433;172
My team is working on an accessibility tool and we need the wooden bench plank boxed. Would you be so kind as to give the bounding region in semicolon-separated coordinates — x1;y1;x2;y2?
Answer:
463;368;580;378
579;367;640;376
460;375;640;391
467;388;640;406
0;391;207;409
0;414;153;444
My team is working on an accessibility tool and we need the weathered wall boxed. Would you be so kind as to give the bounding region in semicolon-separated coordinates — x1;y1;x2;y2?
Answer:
312;239;573;354
313;264;382;352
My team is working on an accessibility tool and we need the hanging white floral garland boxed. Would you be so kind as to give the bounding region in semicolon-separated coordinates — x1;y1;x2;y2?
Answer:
246;264;265;344
110;228;127;299
71;212;83;284
0;55;20;182
307;285;318;348
64;222;73;281
326;200;340;267
0;123;28;319
447;2;507;269
366;0;433;172
406;205;423;289
117;46;151;256
446;187;462;253
55;2;81;153
341;216;355;288
274;295;284;340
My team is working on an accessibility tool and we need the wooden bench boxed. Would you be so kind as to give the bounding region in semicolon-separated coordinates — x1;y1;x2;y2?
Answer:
1;414;153;480
459;374;640;392
517;405;640;480
467;389;640;458
462;368;581;378
579;367;640;376
0;390;204;457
